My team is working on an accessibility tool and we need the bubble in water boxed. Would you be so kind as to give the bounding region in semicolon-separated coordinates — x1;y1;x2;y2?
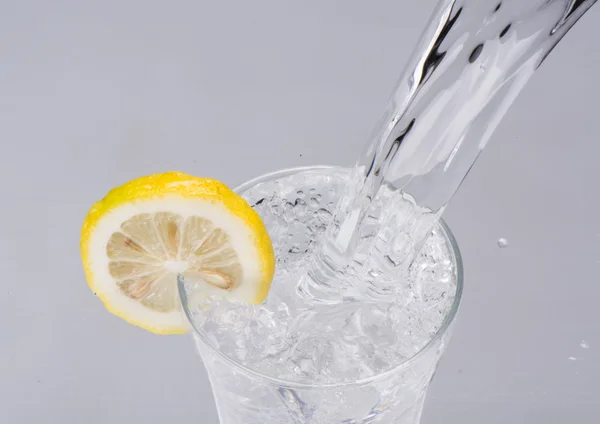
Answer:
497;238;508;248
316;208;333;220
189;169;457;384
283;202;295;222
295;198;307;217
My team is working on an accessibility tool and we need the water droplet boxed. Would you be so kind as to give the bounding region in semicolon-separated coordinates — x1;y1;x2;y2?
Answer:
309;197;319;208
497;238;508;248
296;190;304;197
309;188;316;194
580;340;590;349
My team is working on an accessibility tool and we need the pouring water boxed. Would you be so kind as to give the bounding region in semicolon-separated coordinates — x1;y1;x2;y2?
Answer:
302;0;597;303
179;1;597;423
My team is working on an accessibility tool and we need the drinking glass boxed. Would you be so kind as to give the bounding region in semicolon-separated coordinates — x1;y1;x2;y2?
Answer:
179;166;463;424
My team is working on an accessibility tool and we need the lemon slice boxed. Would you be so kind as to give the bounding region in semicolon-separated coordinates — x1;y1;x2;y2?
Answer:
80;172;275;334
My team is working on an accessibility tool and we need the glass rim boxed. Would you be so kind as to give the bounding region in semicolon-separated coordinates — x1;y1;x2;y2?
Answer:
179;165;464;389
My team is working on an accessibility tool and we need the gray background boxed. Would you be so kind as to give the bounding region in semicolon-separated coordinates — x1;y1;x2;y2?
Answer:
1;1;598;423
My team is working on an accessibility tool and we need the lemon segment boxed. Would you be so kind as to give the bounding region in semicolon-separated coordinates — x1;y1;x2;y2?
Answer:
80;172;275;334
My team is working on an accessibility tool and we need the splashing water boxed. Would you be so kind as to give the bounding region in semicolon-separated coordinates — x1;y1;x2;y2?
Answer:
303;0;597;303
180;168;462;423
184;168;459;383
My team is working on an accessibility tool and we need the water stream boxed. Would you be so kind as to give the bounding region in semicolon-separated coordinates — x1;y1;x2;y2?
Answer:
301;0;597;302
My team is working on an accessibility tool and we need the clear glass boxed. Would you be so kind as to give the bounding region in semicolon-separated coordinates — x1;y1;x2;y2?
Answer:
179;166;464;424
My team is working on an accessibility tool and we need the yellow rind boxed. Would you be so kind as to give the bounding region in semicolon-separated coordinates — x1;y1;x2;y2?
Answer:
80;171;275;334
